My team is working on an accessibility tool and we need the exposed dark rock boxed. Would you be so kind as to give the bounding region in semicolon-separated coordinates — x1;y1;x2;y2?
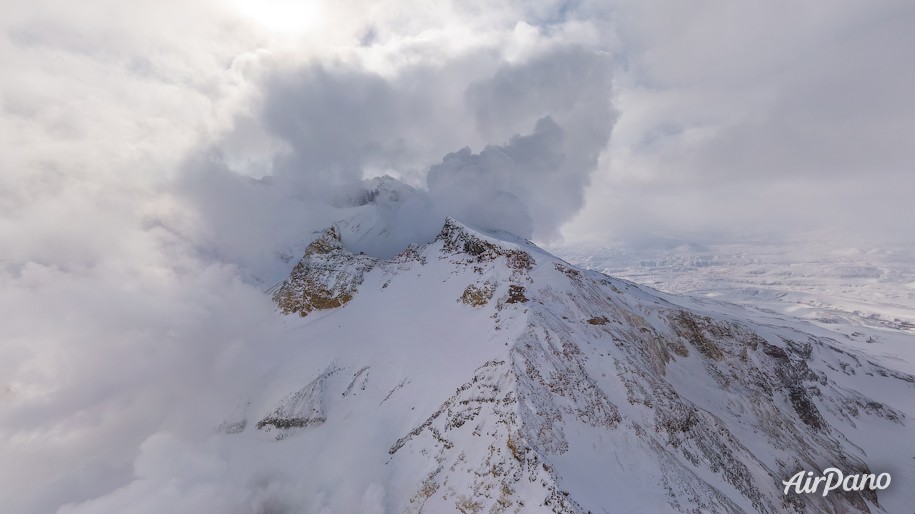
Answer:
586;316;609;325
506;285;528;304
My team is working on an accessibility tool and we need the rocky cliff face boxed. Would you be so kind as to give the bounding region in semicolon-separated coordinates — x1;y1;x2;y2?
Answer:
228;218;913;513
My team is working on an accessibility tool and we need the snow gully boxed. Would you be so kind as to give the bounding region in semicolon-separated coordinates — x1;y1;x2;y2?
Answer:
782;468;891;496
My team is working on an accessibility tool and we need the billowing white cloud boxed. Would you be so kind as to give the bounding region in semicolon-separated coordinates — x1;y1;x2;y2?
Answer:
175;39;614;268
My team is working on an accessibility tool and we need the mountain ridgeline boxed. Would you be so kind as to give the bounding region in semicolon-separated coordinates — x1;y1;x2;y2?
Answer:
228;217;913;513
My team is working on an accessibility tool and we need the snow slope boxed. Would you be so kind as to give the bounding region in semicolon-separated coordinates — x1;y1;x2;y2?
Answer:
212;219;914;513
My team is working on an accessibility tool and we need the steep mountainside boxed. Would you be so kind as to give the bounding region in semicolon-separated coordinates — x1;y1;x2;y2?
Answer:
224;218;914;513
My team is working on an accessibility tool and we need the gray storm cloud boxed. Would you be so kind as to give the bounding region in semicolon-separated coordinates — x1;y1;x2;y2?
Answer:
432;47;615;241
259;65;406;184
426;117;563;238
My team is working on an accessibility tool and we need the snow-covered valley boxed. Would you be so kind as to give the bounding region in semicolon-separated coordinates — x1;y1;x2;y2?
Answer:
556;241;915;371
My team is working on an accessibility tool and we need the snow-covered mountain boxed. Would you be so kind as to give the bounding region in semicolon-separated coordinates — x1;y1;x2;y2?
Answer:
217;211;915;513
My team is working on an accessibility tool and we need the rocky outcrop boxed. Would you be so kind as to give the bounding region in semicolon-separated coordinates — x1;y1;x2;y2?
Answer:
256;366;339;439
272;227;375;316
437;217;535;274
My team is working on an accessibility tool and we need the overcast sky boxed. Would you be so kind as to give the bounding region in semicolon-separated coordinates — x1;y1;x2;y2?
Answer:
2;1;914;512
